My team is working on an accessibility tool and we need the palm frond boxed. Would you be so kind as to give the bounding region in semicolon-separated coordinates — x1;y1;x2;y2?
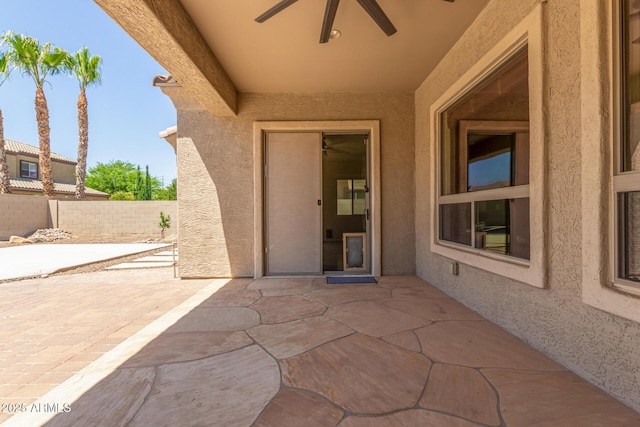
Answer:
43;47;70;75
71;46;102;89
0;53;9;86
3;33;69;86
4;32;43;84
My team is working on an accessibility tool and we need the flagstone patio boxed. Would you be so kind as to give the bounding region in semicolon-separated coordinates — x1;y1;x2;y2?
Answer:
3;273;640;426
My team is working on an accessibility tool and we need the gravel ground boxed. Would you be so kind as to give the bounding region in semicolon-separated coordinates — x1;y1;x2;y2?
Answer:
0;234;169;248
0;233;177;280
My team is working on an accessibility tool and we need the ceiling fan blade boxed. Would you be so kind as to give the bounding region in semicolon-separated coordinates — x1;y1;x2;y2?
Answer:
320;0;341;43
255;0;299;23
355;0;397;36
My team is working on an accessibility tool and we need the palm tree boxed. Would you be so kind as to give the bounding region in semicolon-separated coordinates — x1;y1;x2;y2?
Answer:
0;51;12;194
4;32;68;196
66;47;101;199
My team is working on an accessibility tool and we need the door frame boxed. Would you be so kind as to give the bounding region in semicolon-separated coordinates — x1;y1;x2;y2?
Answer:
253;120;381;278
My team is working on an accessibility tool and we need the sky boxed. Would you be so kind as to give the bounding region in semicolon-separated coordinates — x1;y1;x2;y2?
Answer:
468;152;511;188
0;0;177;187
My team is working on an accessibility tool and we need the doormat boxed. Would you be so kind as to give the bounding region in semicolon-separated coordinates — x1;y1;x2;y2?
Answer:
326;276;377;284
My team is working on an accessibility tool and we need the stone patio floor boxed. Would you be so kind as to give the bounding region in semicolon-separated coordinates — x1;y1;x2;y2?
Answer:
1;271;639;426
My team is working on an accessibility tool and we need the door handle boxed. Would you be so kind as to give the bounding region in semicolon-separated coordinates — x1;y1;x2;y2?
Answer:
318;200;322;206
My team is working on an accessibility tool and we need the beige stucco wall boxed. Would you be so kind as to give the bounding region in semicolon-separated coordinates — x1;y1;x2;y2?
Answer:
176;92;415;278
0;194;50;240
415;0;640;412
6;152;17;177
6;153;75;184
51;160;75;184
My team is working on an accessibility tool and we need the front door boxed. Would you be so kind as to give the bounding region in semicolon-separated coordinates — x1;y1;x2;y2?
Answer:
265;132;322;275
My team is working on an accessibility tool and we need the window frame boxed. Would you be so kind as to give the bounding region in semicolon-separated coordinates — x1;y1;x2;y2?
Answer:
429;4;546;288
459;120;530;193
439;120;531;259
19;160;38;179
441;120;530;201
580;0;640;323
612;0;640;294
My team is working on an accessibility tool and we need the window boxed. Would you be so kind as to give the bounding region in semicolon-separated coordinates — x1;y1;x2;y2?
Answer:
438;49;530;261
616;0;640;290
20;160;38;179
580;0;640;320
337;179;366;215
430;5;544;288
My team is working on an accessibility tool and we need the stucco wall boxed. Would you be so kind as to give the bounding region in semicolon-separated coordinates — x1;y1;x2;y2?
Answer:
6;152;16;177
7;153;75;184
415;0;640;411
176;92;415;278
51;160;76;184
0;194;50;240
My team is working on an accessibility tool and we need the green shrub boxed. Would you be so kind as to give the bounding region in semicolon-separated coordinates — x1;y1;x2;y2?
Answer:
159;211;171;238
109;191;135;201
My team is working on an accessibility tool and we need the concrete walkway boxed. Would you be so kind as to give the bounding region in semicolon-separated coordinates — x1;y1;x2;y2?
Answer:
0;244;169;281
105;249;177;270
1;273;639;426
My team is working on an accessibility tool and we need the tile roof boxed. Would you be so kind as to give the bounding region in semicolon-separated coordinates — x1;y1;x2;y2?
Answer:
4;139;76;164
9;178;109;197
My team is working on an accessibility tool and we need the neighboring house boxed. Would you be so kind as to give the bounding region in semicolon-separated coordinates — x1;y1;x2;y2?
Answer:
4;139;109;199
95;0;640;412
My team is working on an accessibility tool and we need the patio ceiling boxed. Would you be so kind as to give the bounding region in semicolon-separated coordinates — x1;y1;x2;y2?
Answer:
94;0;489;115
180;0;490;92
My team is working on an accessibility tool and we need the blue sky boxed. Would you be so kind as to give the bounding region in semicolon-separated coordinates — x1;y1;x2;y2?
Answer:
0;0;177;186
468;152;511;188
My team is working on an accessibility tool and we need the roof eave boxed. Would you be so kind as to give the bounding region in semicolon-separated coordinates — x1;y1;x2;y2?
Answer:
94;0;238;117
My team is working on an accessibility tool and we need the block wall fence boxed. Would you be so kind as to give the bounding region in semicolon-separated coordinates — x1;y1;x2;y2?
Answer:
0;194;50;240
0;195;177;240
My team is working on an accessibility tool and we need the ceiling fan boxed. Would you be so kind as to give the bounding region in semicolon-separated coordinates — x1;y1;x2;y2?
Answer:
322;141;347;156
256;0;457;44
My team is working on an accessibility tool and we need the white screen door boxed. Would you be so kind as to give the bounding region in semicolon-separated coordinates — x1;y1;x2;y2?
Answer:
265;132;322;274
